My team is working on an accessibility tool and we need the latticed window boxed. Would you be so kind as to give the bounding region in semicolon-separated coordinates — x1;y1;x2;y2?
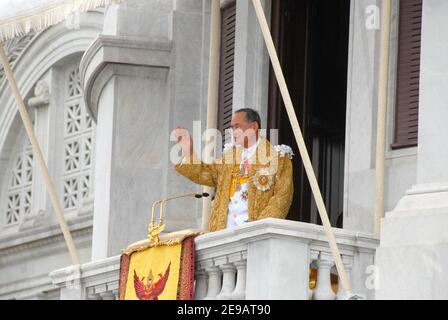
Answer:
5;135;33;225
62;65;95;212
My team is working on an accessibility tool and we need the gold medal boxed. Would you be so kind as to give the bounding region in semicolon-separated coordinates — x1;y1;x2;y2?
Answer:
253;168;274;192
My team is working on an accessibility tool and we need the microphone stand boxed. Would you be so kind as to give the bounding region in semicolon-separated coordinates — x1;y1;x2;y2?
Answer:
148;192;209;243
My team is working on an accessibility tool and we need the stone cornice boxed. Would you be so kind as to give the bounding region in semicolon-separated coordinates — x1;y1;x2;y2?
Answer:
0;217;92;257
80;34;173;121
27;79;50;108
0;271;55;299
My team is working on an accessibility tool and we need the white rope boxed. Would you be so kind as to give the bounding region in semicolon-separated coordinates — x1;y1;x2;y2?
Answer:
0;0;127;42
251;0;351;294
374;0;392;235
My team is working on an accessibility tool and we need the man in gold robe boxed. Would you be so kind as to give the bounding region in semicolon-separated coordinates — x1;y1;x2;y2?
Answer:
174;108;294;232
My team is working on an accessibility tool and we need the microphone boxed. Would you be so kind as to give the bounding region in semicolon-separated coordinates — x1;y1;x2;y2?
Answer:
150;192;209;228
194;192;210;199
148;192;211;242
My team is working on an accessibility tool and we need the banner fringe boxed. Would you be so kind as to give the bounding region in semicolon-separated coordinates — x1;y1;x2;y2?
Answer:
0;0;127;42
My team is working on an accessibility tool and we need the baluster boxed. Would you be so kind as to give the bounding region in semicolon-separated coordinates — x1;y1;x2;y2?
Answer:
232;260;247;300
313;252;336;300
336;256;354;300
99;291;116;300
203;266;222;300
86;287;99;300
87;293;102;300
309;251;319;300
216;263;236;299
194;269;208;300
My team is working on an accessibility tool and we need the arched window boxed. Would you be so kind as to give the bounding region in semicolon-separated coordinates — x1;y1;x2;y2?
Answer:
61;64;95;212
4;132;34;226
1;61;95;229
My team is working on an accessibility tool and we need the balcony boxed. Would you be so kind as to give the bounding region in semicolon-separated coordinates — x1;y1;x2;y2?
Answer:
49;218;379;300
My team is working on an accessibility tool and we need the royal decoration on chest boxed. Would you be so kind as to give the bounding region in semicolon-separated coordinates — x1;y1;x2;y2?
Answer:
253;168;275;192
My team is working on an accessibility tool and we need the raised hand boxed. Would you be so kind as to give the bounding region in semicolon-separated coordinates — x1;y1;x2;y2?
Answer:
174;126;193;157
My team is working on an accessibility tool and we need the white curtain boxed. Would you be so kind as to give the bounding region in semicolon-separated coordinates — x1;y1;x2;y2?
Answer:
0;0;125;41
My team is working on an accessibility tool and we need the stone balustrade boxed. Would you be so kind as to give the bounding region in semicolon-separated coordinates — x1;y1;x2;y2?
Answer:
193;218;378;300
50;255;120;300
49;218;379;300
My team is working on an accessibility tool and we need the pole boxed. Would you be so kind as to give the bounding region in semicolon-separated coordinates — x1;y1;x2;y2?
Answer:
251;0;351;294
202;0;221;231
0;42;80;265
374;0;392;236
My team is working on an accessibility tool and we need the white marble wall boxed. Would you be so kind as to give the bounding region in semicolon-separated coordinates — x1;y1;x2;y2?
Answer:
376;0;448;299
82;0;213;259
0;226;92;300
343;0;417;234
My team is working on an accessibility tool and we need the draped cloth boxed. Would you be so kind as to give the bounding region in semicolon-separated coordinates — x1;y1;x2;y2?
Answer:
119;230;202;300
0;0;126;41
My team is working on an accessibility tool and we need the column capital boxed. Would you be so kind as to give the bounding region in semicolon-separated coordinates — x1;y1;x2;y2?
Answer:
80;34;172;121
28;80;50;109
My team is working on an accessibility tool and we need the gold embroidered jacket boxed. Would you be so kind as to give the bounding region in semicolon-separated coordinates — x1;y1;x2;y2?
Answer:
174;137;294;232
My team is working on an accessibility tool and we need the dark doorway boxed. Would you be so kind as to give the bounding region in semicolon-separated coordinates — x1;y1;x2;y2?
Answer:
268;0;350;227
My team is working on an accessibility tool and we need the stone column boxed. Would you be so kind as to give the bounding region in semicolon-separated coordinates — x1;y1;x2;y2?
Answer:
82;0;208;259
376;0;448;299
